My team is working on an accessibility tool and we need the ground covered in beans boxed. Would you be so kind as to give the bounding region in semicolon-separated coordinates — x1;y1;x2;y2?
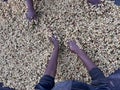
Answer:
0;0;120;90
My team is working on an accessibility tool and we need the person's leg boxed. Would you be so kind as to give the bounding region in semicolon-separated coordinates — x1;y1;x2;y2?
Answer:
68;41;110;90
44;35;59;78
35;36;59;90
26;0;37;21
68;41;105;80
68;41;97;72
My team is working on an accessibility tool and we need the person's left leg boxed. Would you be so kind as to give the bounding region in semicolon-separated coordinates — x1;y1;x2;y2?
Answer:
44;35;59;78
35;36;59;90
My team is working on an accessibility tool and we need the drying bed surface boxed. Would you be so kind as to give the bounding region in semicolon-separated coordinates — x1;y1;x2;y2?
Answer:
0;0;120;90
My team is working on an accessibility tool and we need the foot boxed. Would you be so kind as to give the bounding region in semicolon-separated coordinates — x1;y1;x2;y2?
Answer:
49;35;59;49
26;9;37;21
68;41;80;54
